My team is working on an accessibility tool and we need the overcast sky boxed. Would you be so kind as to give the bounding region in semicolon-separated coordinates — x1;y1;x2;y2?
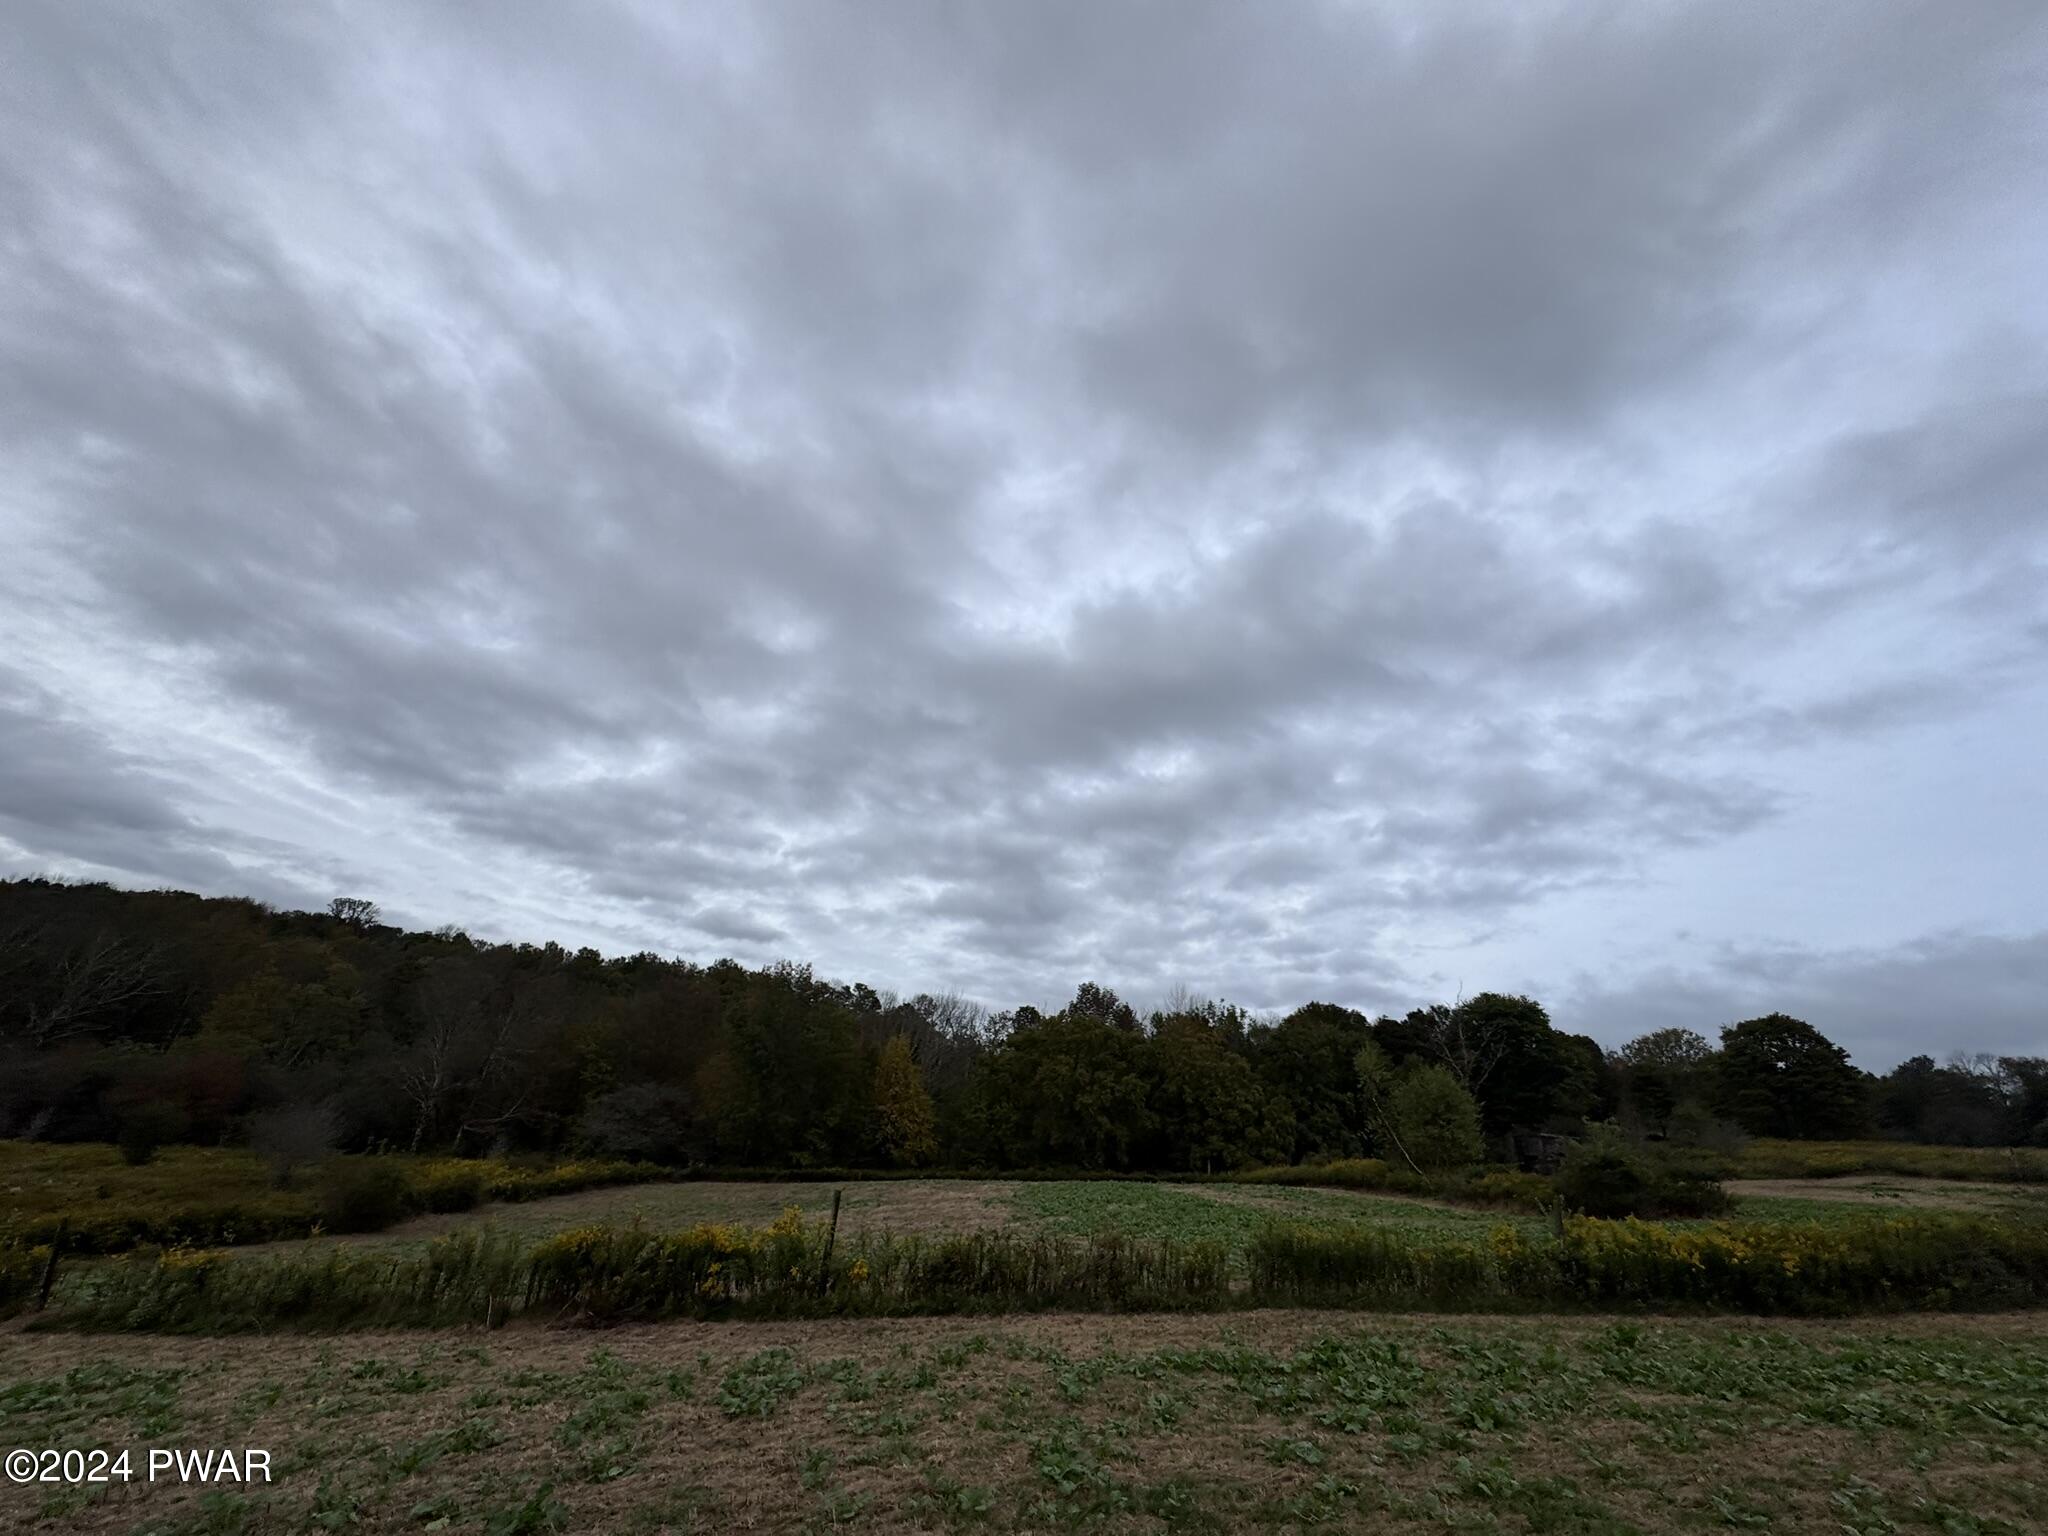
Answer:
3;2;2045;1067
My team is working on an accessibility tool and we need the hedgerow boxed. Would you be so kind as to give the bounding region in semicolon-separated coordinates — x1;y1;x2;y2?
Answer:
1248;1213;2048;1314
51;1231;531;1331
1556;1212;2048;1311
40;1207;2048;1332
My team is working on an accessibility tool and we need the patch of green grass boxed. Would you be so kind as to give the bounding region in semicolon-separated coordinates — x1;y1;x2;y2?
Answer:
1008;1179;1540;1254
0;1143;317;1245
717;1348;809;1419
0;1359;186;1439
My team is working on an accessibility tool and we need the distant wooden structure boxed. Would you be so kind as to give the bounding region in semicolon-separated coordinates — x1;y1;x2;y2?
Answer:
1510;1131;1569;1175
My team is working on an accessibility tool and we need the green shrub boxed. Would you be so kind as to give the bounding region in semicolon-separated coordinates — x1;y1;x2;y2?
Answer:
116;1103;189;1167
316;1160;411;1234
1654;1169;1734;1219
13;1203;321;1255
1388;1065;1486;1172
1555;1129;1655;1218
413;1163;485;1213
1555;1127;1734;1219
478;1159;664;1204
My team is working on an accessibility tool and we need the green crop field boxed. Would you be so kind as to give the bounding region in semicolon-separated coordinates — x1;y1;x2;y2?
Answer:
5;1313;2046;1534
352;1179;1540;1261
1011;1180;1547;1248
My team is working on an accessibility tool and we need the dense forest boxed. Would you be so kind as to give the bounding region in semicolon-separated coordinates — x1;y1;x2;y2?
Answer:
2;878;2044;1168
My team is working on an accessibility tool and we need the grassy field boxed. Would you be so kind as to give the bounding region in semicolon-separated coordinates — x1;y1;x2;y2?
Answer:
1721;1179;2048;1226
227;1171;2048;1267
1;1144;321;1241
236;1179;1020;1256
10;1138;2043;1264
1732;1140;2048;1184
0;1143;672;1254
3;1312;2045;1534
272;1179;1541;1262
8;1148;2048;1531
1019;1182;1544;1243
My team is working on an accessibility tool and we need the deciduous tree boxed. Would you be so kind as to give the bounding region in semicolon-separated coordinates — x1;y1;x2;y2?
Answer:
874;1034;939;1167
1714;1014;1868;1139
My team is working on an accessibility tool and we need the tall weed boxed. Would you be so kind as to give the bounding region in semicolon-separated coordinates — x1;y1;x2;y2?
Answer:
40;1209;2048;1333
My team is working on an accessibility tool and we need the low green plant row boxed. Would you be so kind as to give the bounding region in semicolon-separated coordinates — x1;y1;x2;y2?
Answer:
1226;1158;1558;1206
26;1206;2048;1331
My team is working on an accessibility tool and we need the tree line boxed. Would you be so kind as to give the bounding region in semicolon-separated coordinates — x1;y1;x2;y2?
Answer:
2;878;2043;1167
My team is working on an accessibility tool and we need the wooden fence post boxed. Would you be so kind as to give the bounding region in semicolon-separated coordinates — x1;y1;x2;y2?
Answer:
817;1190;843;1295
36;1220;67;1311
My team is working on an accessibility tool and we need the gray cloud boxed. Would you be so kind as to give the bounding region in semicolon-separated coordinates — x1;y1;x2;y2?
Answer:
0;668;334;910
1565;931;2048;1070
2;1;2046;1055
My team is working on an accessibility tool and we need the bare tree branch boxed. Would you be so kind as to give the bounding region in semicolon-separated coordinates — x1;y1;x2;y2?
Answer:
24;931;168;1047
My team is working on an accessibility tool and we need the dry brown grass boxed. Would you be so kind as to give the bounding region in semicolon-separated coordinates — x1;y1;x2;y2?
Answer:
233;1178;1025;1259
1725;1174;2048;1211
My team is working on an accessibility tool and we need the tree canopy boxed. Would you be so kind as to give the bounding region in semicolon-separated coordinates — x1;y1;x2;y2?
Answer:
3;878;2038;1169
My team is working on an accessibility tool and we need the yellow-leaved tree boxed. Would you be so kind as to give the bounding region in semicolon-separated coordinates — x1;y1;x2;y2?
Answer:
873;1034;939;1167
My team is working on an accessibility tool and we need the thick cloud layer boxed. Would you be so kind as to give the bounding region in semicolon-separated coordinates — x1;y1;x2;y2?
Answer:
4;1;2045;1065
